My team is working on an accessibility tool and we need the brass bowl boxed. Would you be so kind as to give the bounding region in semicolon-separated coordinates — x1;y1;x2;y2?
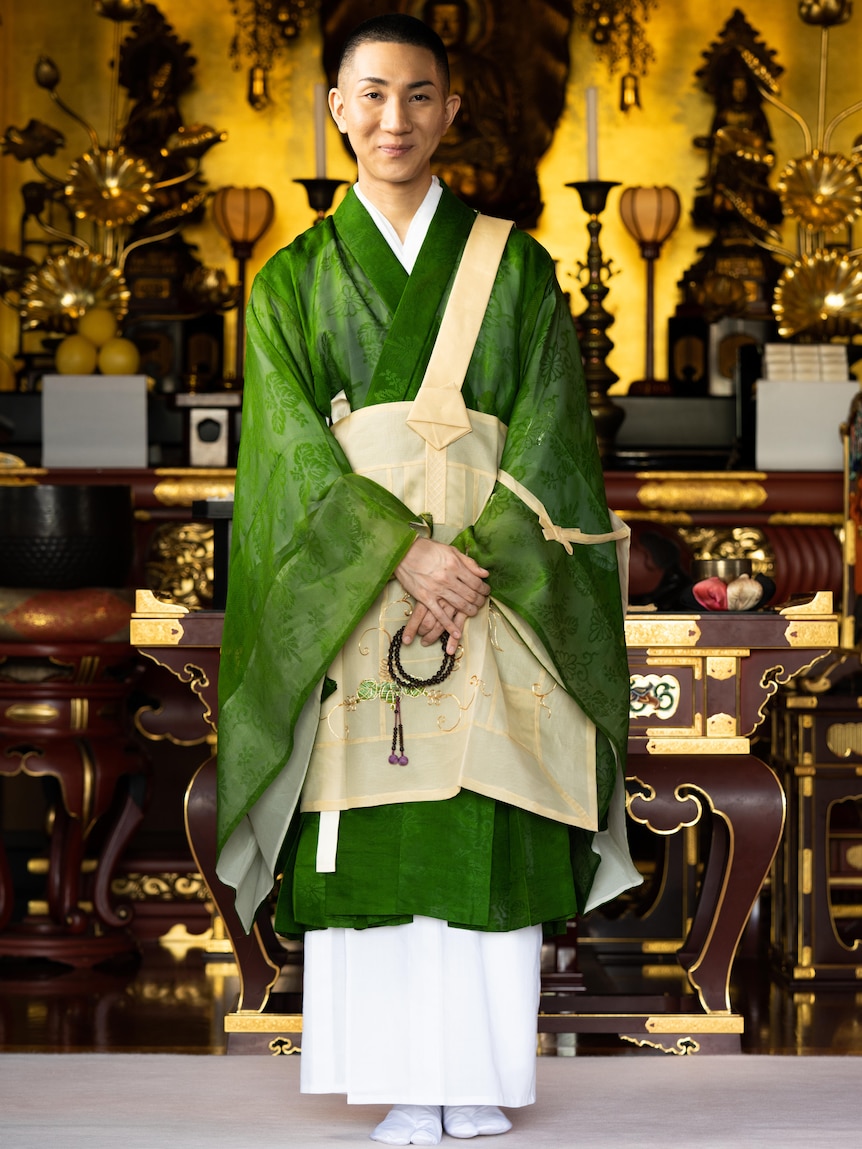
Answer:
691;558;753;582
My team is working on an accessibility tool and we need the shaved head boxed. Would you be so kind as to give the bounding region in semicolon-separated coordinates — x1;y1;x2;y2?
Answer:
338;13;450;92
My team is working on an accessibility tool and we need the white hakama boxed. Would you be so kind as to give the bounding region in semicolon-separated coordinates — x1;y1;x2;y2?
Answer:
300;915;542;1106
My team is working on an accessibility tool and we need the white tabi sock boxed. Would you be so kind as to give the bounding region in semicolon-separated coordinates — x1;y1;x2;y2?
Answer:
442;1105;513;1138
370;1104;443;1146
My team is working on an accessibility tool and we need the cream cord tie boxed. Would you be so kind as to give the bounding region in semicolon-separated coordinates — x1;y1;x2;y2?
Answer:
496;469;629;555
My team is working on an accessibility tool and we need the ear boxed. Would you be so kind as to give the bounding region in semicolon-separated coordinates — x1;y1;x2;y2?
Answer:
443;93;461;132
329;86;348;134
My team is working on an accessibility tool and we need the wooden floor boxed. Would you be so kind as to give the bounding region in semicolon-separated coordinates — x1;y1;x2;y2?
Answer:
0;932;858;1056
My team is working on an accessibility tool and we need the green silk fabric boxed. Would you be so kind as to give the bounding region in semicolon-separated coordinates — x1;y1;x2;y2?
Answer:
275;794;580;937
217;184;629;926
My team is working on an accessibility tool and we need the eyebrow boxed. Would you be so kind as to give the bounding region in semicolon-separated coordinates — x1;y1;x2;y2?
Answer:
357;76;436;89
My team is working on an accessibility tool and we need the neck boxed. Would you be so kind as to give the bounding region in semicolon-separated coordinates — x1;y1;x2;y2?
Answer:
356;173;433;242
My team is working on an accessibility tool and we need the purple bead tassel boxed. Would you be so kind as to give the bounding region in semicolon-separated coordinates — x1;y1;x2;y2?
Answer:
388;695;409;766
385;625;456;766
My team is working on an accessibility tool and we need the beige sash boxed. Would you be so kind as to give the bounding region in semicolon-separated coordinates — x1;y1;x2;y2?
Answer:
405;214;513;525
405;213;513;450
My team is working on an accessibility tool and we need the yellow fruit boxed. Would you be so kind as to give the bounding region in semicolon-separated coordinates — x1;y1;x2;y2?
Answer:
97;336;141;375
54;333;98;375
78;307;118;347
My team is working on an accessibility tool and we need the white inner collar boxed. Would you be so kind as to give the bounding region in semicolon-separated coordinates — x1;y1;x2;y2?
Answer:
353;177;442;273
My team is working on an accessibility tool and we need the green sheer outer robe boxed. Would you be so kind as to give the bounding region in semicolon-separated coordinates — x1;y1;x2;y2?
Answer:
216;185;634;933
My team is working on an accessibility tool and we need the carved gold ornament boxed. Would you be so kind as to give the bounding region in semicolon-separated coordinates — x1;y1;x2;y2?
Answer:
636;479;767;512
111;872;208;901
18;246;129;330
713;126;775;168
65;147;155;228
146;521;214;609
826;722;862;758
773;250;862;339
152;477;235;506
777;151;862;232
161;124;229;160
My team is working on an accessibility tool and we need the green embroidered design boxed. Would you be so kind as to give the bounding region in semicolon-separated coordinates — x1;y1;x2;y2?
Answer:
356;678;424;705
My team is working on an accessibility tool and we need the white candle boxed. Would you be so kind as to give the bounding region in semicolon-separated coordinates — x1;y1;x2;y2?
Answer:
586;87;599;181
314;83;327;179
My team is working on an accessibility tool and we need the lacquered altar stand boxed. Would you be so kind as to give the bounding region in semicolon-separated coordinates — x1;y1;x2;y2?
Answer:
130;590;839;1055
0;641;149;966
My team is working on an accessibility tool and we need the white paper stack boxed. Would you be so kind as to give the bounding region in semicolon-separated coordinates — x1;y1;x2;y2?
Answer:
762;342;849;382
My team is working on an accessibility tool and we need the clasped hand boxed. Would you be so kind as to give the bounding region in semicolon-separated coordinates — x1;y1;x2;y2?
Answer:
394;538;490;656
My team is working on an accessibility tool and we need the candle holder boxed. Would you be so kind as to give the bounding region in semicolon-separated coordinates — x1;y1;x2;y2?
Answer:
566;179;625;460
294;177;348;222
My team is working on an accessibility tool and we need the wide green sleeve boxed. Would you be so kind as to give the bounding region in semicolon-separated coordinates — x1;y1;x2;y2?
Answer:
216;258;420;854
454;239;629;818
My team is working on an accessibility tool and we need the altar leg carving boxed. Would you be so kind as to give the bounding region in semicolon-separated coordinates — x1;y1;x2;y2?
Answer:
627;753;785;1013
184;757;281;1012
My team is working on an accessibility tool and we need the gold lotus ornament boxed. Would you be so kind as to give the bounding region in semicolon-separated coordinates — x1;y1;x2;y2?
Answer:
773;250;862;339
65;147;155;228
19;247;129;331
777;151;862;232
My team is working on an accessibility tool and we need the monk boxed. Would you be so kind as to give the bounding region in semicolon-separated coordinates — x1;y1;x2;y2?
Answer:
216;13;639;1145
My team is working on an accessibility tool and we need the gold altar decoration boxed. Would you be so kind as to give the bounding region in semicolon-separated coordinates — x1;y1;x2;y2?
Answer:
146;521;214;610
229;0;319;109
573;0;658;110
773;250;862;340
777;152;862;233
65;148;156;229
0;4;228;335
18;248;130;331
728;3;862;339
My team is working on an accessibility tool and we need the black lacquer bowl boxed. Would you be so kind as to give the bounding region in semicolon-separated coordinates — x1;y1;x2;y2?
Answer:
0;484;134;588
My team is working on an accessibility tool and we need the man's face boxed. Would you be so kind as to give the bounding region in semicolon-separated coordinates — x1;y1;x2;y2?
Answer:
329;40;460;194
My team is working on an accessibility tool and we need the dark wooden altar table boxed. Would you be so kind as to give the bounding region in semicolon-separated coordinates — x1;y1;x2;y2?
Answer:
131;590;839;1055
0;642;149;965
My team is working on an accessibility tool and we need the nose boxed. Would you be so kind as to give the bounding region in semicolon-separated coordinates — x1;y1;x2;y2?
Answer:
380;97;411;134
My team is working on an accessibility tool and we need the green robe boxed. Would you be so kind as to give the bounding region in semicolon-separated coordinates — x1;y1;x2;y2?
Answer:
217;184;631;933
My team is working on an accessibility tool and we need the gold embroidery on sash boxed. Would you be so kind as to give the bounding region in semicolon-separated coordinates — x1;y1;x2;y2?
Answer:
532;679;557;718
